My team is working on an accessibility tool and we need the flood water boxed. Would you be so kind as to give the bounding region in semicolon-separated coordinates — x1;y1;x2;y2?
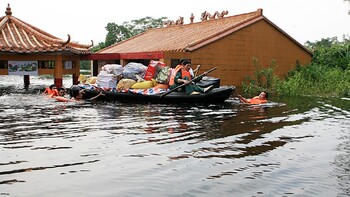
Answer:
0;75;349;196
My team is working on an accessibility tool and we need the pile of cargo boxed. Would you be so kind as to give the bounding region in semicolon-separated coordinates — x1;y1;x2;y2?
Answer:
79;60;171;92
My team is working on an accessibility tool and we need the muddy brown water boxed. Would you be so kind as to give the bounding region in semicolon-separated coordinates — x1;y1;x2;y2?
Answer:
0;76;349;196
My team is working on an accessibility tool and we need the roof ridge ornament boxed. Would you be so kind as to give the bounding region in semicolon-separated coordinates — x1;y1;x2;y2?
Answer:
89;40;94;48
62;34;71;46
164;16;184;27
163;10;229;27
5;3;12;16
201;10;228;21
190;13;195;24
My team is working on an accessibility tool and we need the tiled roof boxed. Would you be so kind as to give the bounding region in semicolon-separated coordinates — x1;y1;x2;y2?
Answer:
99;9;264;54
0;4;92;54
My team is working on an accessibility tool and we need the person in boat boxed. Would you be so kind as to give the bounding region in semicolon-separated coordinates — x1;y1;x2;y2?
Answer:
169;59;213;95
179;58;200;77
237;91;268;104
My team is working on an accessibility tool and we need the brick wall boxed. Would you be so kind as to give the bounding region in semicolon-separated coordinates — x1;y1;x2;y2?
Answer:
189;20;312;87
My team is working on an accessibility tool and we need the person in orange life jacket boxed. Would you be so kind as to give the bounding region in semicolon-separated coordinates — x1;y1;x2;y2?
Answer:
179;58;200;77
57;87;66;97
49;88;60;98
169;59;213;95
43;84;60;98
43;84;57;95
238;91;268;104
53;87;73;102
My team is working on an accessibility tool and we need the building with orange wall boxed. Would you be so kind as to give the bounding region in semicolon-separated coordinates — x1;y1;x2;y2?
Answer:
0;4;92;87
85;9;312;87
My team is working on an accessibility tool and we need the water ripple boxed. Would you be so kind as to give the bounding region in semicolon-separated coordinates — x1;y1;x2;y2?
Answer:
0;82;349;196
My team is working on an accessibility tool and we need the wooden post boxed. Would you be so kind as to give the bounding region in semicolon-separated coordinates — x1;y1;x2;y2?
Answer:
24;75;30;87
120;59;128;66
73;60;80;85
92;60;98;76
54;56;63;88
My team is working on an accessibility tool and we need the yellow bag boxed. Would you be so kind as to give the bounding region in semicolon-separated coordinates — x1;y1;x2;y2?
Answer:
117;79;136;90
131;79;156;89
86;77;97;84
78;74;87;83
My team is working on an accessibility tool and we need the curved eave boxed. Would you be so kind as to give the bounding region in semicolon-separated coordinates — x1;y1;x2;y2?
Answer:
0;46;91;55
9;16;67;44
0;14;92;54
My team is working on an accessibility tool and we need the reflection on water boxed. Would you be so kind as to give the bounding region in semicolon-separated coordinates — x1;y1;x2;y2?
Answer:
0;75;350;196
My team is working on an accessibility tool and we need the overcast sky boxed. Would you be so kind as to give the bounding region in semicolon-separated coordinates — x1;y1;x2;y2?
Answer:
1;0;349;46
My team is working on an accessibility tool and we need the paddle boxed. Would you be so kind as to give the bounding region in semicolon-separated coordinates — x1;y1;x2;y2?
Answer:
161;67;217;98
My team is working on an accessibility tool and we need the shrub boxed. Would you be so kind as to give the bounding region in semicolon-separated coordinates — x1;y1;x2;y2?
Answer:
276;64;350;97
242;57;280;94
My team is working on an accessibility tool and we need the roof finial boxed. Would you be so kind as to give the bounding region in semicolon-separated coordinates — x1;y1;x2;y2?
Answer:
190;13;195;24
62;34;71;46
5;3;12;16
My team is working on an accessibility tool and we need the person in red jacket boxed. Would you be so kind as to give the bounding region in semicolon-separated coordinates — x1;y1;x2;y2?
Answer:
238;91;268;104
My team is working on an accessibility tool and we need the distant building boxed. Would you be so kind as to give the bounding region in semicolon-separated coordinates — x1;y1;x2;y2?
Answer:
0;4;92;87
86;9;312;87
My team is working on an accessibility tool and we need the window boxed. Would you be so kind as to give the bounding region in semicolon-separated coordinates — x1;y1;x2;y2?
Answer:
38;61;55;69
0;60;7;69
171;59;180;68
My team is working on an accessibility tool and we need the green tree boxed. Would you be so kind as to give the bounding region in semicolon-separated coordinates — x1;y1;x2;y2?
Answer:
105;23;133;47
305;37;350;70
304;37;339;50
104;16;169;48
80;60;91;70
128;17;168;35
90;42;106;52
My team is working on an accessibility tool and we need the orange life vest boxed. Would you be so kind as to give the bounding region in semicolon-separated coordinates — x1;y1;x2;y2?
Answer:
169;65;183;86
49;89;59;98
43;87;53;95
168;66;192;86
249;96;267;104
181;68;191;80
